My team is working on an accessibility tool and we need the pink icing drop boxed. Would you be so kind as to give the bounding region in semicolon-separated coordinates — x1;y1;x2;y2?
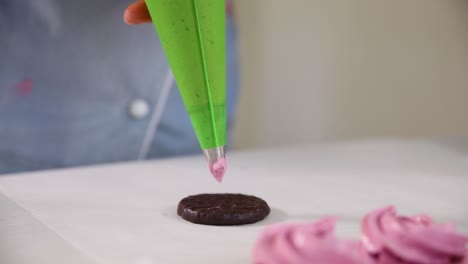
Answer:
208;157;227;183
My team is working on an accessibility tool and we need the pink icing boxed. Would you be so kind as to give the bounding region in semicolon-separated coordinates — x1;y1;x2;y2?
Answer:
252;218;363;264
252;207;467;264
208;157;227;183
361;206;468;264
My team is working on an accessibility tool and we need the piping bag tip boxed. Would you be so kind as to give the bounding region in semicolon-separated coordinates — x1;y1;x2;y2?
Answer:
209;157;227;183
204;146;227;182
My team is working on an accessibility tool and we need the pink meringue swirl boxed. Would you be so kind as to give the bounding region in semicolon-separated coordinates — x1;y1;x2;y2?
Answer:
361;206;468;264
252;218;362;264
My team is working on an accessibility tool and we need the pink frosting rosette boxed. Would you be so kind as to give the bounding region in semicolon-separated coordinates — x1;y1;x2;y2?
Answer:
361;206;468;264
252;217;363;264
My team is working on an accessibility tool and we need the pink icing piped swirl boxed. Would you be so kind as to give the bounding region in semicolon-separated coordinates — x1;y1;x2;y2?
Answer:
253;218;363;264
361;206;468;264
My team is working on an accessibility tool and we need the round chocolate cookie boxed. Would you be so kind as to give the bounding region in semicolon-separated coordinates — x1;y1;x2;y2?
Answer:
177;193;270;226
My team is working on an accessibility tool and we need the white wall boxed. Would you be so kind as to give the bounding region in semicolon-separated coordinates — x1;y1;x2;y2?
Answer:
232;0;468;149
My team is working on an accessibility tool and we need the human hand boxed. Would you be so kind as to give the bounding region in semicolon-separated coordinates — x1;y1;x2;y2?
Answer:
124;0;152;25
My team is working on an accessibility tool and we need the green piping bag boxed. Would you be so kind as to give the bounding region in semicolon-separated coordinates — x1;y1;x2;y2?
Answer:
146;0;227;182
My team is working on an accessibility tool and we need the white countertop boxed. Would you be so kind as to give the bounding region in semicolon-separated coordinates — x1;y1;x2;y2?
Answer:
1;140;468;264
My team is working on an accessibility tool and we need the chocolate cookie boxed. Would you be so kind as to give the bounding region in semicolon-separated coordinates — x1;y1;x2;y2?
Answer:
177;193;270;226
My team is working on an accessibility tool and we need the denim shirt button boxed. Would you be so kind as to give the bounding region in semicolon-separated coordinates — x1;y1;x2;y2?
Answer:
128;99;150;120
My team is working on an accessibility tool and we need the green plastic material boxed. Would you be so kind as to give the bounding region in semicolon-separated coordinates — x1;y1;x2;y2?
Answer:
146;0;226;150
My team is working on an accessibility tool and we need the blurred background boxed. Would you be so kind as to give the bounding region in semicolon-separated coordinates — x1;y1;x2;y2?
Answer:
231;0;468;149
1;0;468;175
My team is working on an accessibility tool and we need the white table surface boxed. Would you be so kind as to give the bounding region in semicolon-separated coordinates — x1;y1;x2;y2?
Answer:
1;140;468;264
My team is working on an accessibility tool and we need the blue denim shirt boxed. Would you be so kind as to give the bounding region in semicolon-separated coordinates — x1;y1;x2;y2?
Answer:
0;0;239;174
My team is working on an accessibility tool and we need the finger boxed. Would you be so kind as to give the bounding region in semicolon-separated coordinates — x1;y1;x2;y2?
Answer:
124;0;152;25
